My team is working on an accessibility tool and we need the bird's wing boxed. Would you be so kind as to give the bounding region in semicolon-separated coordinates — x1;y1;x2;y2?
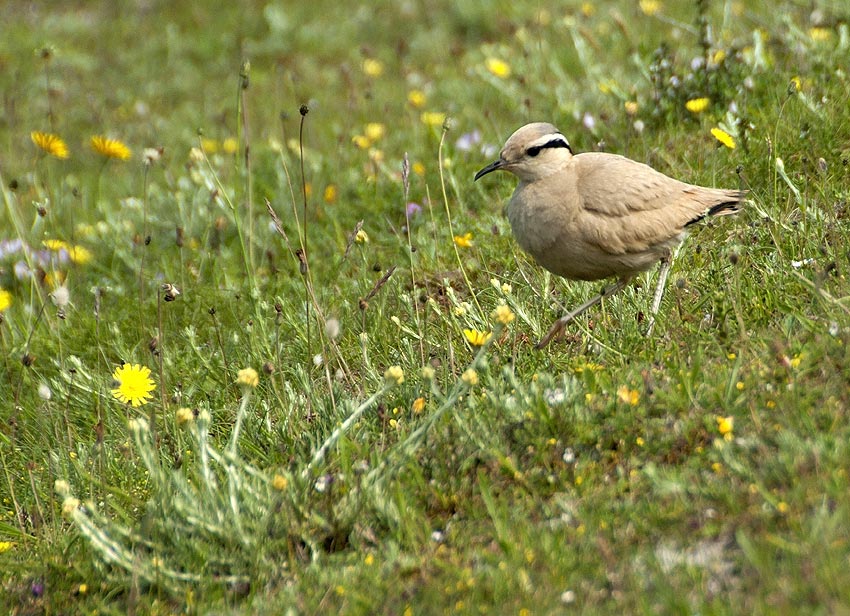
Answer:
573;152;743;254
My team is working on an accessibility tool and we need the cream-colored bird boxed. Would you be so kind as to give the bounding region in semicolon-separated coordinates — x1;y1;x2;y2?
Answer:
474;122;746;348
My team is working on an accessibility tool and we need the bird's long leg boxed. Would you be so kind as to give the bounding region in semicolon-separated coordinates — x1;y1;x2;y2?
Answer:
645;252;672;336
535;277;630;349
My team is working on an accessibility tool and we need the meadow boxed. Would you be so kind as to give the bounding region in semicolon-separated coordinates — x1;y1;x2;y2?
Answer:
2;0;850;613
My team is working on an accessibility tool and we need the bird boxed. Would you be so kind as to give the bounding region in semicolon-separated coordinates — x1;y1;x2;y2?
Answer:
474;122;746;348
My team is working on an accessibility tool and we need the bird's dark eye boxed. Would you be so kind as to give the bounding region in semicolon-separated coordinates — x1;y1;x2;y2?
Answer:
527;146;541;157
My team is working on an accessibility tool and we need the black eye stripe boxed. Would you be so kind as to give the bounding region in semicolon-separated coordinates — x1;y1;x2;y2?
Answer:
526;137;571;157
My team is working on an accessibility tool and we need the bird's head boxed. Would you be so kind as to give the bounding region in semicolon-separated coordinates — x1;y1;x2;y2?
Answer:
474;122;573;183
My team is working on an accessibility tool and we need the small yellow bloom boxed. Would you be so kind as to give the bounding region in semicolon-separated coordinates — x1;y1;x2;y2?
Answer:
809;27;831;42
790;76;802;92
453;232;473;248
62;496;80;518
766;400;776;409
412;161;426;176
407;89;426;108
636;437;645;447
68;245;93;265
491;304;515;325
43;239;69;252
639;0;661;16
461;368;479;386
323;185;338;204
412;397;426;414
90;135;131;160
352;135;371;149
31;131;69;159
624;101;638;116
716;415;734;439
736;381;744;391
201;138;219;154
777;501;789;514
421;111;447;127
581;3;595;17
362;58;384;77
485;58;511;79
789;353;803;369
712;49;727;65
463;329;492;347
384;365;405;386
221;137;238;154
727;352;737;360
711;127;736;149
685;98;710;113
421;366;435;380
0;289;12;312
617;385;640;406
364;553;375;566
111;363;156;407
365;123;385;141
355;229;369;243
272;474;289;491
76;583;88;595
0;541;14;554
176;407;194;425
236;367;259;388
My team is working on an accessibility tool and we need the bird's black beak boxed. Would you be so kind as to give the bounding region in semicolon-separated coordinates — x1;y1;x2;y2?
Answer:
474;159;504;181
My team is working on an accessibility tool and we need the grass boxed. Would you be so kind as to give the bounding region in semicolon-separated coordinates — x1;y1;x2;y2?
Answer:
2;0;850;613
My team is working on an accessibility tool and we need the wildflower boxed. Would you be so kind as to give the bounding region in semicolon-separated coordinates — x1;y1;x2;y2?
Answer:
0;541;14;554
68;245;92;265
61;496;80;518
355;229;369;243
624;101;638;116
272;474;289;491
384;365;405;386
201;138;219;154
453;232;473;248
43;238;69;252
711;127;736;149
221;137;238;154
412;397;426;414
90;135;131;160
175;407;194;425
325;318;341;340
617;385;640;406
0;288;11;312
50;285;70;309
685;98;710;113
789;76;802;92
406;202;422;219
412;161;425;175
485;58;511;78
463;329;492;347
110;363;156;407
639;0;661;15
237;367;259;388
364;553;375;566
407;89;426;108
711;49;726;65
38;383;52;400
54;479;71;496
461;368;479;386
421;111;447;127
362;58;384;77
777;501;789;514
365;123;385;141
352;135;371;149
455;130;482;152
492;304;515;326
143;147;162;165
421;366;436;380
716;415;734;440
31;131;69;159
809;27;831;42
323;185;338;204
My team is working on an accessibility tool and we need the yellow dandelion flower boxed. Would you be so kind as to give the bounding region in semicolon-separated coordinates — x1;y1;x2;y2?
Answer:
364;553;375;566
362;58;384;77
617;385;640;406
43;239;70;252
0;541;15;554
710;127;736;149
716;415;734;439
685;98;710;113
809;27;831;42
624;101;638;116
236;367;259;388
323;184;338;204
712;49;727;65
384;365;405;386
91;135;131;160
491;304;515;325
421;111;447;127
272;474;289;491
221;137;238;154
463;329;492;347
111;363;156;407
0;288;12;312
789;76;802;92
453;232;473;248
31;131;69;159
639;0;661;16
407;89;426;108
777;501;789;514
412;397;426;414
461;368;479;386
68;245;93;265
485;58;511;79
581;3;595;17
412;161;425;176
352;135;371;149
365;123;385;141
201;138;219;154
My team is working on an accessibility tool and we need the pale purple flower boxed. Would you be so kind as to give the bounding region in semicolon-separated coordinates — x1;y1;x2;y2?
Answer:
406;202;422;219
455;130;481;152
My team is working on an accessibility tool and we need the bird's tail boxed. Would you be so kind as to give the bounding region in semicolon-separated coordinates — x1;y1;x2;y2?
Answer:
686;190;747;227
